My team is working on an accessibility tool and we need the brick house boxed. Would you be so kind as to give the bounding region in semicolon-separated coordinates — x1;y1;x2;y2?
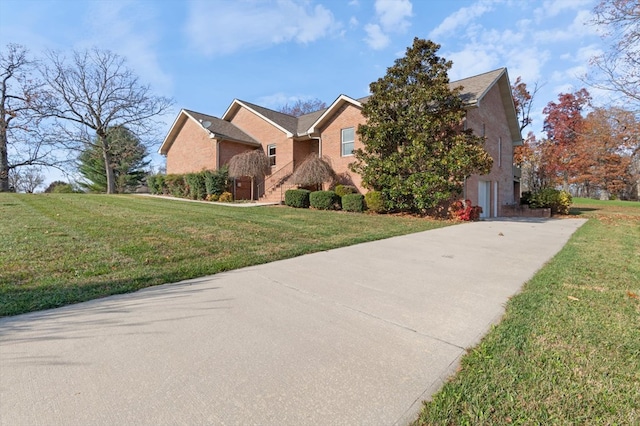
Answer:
159;68;522;217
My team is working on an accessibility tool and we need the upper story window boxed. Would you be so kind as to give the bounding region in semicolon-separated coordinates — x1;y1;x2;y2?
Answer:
341;127;355;157
267;144;276;167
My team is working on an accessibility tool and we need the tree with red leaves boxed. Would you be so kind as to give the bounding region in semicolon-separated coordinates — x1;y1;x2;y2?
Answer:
542;89;591;190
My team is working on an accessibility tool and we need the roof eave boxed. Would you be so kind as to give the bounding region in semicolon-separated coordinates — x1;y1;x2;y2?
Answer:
222;99;294;138
307;95;362;134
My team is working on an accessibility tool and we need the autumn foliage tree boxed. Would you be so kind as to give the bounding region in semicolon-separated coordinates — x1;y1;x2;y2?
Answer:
572;107;639;199
542;89;591;190
351;38;492;213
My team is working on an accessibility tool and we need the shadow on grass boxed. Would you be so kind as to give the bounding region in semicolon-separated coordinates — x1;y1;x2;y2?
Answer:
570;207;599;215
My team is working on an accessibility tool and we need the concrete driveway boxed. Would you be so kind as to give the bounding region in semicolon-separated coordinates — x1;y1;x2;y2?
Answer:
0;218;586;425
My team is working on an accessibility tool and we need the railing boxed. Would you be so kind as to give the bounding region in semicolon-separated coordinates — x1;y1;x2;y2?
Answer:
257;160;295;200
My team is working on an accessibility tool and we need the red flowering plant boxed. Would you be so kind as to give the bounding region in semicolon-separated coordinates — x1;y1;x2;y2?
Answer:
449;199;482;221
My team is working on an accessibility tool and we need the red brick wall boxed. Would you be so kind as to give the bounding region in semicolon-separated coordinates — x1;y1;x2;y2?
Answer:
318;103;367;191
218;141;255;167
229;107;292;168
464;83;517;216
166;117;216;174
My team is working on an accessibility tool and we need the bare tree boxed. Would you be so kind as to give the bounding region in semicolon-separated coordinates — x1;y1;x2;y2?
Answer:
0;44;59;192
9;166;45;193
39;48;173;194
278;98;326;117
511;76;540;132
588;0;640;110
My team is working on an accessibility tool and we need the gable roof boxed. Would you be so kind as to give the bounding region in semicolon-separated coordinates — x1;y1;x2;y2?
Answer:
222;99;297;137
304;95;363;135
158;109;259;155
161;67;521;154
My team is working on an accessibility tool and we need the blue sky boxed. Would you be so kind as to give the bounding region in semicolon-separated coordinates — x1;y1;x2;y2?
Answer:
0;0;606;184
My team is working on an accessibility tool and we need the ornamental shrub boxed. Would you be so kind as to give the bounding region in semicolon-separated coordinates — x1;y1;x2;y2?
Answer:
147;174;165;195
527;188;572;215
185;172;207;200
334;184;357;198
342;193;365;212
218;191;233;202
204;167;229;196
285;189;311;208
164;174;188;198
449;199;482;221
364;190;385;213
310;190;340;210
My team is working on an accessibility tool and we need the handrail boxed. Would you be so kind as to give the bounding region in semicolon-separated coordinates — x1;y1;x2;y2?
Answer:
257;160;295;197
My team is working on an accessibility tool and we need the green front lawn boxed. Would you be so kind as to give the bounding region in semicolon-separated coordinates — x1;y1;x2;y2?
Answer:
1;193;448;317
415;198;640;425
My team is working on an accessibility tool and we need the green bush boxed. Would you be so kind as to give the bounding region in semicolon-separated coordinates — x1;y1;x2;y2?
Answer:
526;188;572;215
365;190;385;213
310;190;340;210
147;174;165;195
164;174;188;198
334;184;357;198
51;183;76;193
342;193;365;212
185;172;207;200
204;167;229;196
285;189;311;208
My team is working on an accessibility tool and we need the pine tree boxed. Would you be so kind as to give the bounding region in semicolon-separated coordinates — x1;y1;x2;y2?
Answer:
77;126;149;193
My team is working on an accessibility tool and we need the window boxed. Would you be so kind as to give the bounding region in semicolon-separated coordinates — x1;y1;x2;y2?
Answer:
498;137;502;168
341;127;355;156
267;144;276;167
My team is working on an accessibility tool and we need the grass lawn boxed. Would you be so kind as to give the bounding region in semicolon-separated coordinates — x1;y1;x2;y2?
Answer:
414;198;640;425
0;193;449;317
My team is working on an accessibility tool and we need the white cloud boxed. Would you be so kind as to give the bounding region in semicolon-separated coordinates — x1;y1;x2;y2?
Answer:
429;0;499;40
185;0;340;56
534;0;593;22
364;23;390;50
364;0;412;50
81;1;173;94
349;16;359;28
375;0;413;32
448;45;499;80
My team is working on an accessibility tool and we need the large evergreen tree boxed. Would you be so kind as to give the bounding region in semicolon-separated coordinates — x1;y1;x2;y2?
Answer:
351;38;492;212
77;126;149;193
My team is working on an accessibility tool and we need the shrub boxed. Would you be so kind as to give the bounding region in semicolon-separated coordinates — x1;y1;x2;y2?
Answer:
218;191;233;202
204;167;229;196
310;190;340;210
185;172;207;200
527;188;572;215
147;174;165;195
449;199;482;221
364;190;385;213
285;189;311;208
206;193;219;202
342;193;365;212
556;190;572;214
164;174;188;198
334;184;357;198
52;183;77;193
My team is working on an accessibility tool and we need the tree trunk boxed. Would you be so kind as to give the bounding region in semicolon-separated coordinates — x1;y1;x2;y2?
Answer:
100;135;116;194
0;128;9;192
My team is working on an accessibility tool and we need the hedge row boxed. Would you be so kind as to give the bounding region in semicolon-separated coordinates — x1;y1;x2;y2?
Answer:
285;189;383;213
521;188;572;215
147;168;233;202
